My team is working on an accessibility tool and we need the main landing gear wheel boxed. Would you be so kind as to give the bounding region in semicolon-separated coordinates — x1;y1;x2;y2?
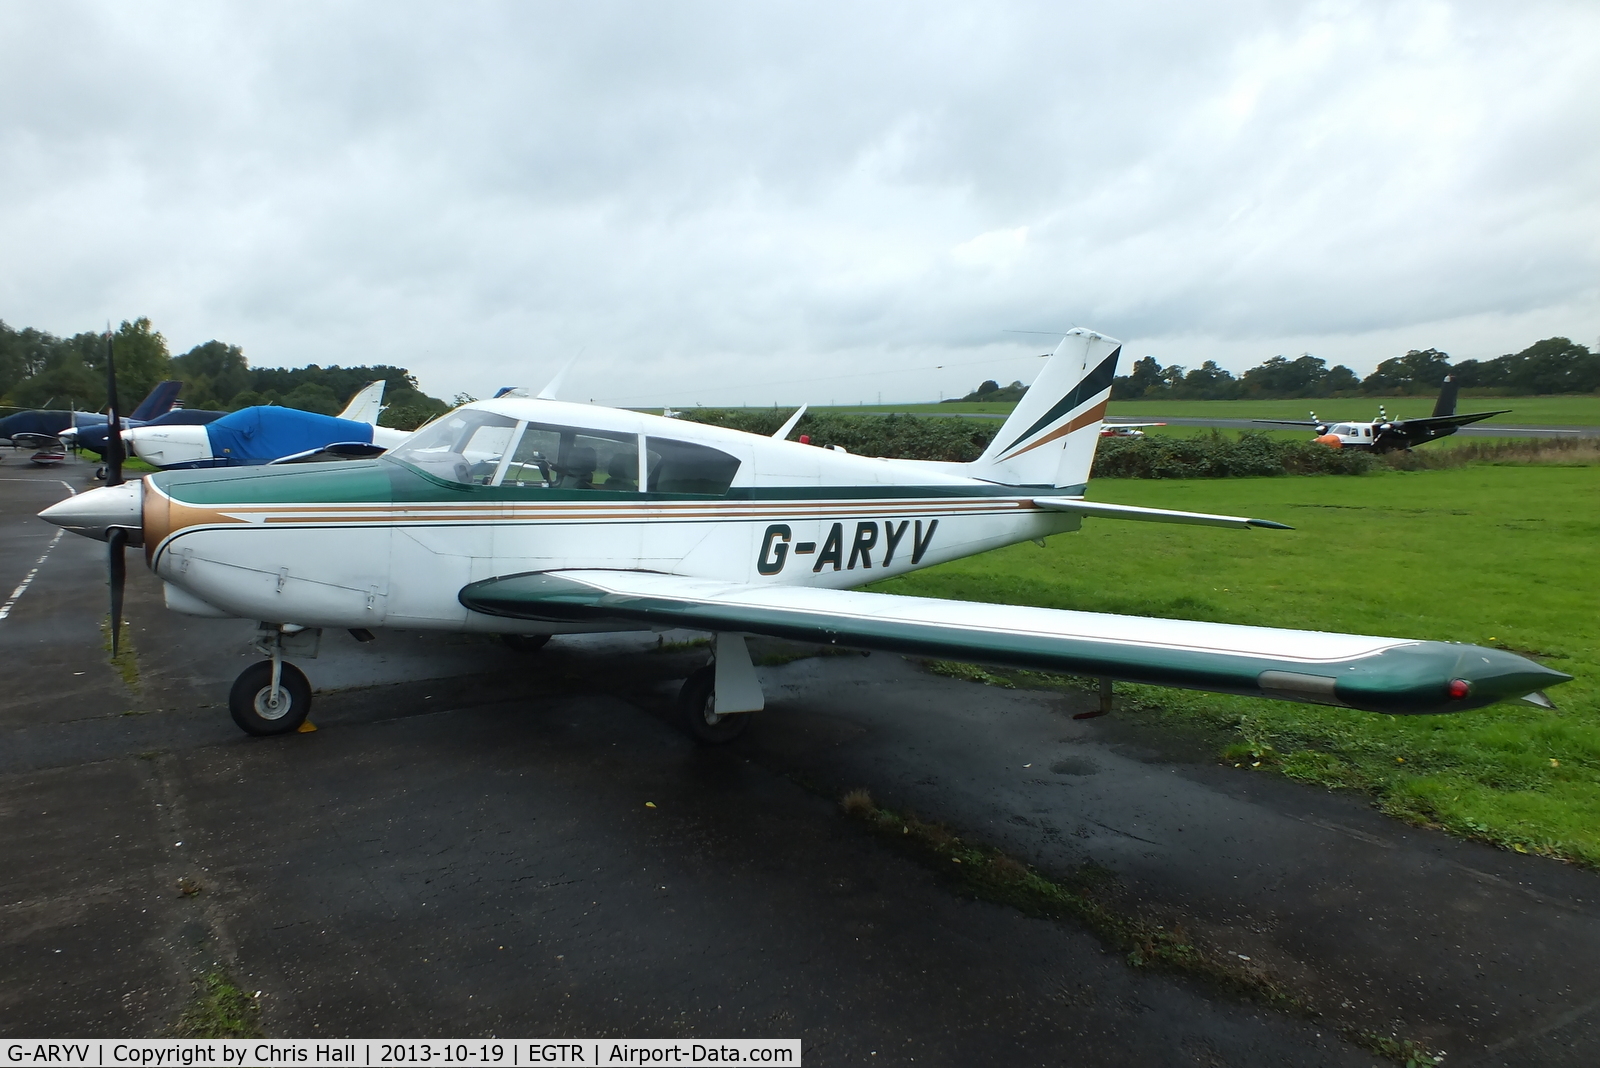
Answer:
678;664;751;744
500;633;552;653
229;660;311;736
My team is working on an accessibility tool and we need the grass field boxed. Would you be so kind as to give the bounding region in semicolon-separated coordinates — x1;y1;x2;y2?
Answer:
816;396;1600;425
870;465;1600;865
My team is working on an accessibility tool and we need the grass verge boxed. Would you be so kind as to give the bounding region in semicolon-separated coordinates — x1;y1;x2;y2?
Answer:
175;972;262;1039
873;465;1600;866
101;615;140;691
839;788;1294;1004
838;788;1439;1065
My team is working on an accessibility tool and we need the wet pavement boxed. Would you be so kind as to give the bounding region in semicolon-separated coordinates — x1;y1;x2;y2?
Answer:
3;460;1597;1065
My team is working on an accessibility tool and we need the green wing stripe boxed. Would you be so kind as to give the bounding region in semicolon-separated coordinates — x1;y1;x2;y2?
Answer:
459;571;1570;716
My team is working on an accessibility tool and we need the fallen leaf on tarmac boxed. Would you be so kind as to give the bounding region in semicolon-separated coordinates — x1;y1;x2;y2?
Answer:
645;802;657;808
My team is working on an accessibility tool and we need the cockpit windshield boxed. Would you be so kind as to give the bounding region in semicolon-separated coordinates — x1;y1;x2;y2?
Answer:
390;410;520;485
390;409;644;490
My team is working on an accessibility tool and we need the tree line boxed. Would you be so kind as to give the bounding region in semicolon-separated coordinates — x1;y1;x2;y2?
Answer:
1104;337;1598;401
0;317;451;429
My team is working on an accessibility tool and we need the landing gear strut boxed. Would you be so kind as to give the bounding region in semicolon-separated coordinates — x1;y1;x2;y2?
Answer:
676;633;764;744
230;624;320;736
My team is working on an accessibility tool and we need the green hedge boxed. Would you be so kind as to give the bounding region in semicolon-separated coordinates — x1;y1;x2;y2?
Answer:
678;409;996;462
678;411;1375;477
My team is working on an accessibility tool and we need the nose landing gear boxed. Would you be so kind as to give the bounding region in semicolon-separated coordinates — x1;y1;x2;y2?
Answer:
230;660;311;735
230;624;321;736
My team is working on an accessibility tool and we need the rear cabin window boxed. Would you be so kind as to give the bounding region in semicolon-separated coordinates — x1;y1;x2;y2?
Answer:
502;424;639;490
645;437;741;495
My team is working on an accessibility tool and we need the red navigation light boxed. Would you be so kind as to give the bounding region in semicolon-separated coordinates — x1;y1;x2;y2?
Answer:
1447;679;1471;700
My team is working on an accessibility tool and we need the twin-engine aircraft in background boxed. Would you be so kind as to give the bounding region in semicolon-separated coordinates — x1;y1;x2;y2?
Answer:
122;380;406;468
1254;376;1511;452
41;331;1569;741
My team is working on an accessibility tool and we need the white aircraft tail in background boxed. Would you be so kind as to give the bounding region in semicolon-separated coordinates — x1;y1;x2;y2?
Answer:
338;381;387;424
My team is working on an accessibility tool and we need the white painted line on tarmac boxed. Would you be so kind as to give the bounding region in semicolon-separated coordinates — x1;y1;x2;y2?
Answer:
0;479;81;492
0;528;65;621
0;479;76;622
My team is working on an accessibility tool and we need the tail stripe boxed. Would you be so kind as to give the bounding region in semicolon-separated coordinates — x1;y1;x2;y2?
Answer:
1000;400;1108;460
996;347;1120;455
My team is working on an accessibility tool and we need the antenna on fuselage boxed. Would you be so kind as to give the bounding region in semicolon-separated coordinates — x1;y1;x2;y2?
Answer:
537;353;581;401
772;405;808;440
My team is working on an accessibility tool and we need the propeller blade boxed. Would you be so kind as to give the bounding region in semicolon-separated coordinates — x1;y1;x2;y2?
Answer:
108;527;127;658
104;331;124;487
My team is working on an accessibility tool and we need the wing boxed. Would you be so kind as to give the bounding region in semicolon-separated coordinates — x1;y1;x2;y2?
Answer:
1393;410;1511;433
459;569;1569;715
1251;419;1322;427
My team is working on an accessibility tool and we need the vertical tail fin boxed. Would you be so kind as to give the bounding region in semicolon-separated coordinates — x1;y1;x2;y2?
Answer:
962;330;1121;489
1431;375;1458;418
128;380;183;422
338;381;387;424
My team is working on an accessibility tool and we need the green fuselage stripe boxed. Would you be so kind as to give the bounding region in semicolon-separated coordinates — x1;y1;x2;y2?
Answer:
153;457;1082;508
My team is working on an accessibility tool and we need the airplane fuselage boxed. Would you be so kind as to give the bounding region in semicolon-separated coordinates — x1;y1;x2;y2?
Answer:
140;398;1081;631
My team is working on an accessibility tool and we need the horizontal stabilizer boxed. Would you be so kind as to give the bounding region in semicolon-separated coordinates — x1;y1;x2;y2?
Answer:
459;569;1570;716
1033;497;1292;530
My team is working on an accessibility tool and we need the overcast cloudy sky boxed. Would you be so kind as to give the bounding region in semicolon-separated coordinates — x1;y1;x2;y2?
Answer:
2;1;1596;405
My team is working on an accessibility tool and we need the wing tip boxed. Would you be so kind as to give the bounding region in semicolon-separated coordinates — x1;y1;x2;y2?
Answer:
1247;519;1294;530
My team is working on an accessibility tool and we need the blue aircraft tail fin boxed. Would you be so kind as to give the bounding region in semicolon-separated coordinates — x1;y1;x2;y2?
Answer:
128;380;183;421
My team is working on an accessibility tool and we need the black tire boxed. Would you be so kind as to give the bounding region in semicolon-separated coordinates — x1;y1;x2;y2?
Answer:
229;661;312;736
677;664;751;743
500;633;552;653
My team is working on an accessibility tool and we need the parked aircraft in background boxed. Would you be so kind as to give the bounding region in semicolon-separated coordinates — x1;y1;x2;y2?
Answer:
0;380;183;450
61;403;226;460
1100;421;1165;438
41;332;1570;741
123;381;406;469
1254;377;1510;452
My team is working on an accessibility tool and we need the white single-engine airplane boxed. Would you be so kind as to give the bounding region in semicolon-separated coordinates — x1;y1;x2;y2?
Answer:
41;330;1569;740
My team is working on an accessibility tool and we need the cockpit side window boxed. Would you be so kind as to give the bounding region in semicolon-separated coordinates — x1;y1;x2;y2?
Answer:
645;437;741;495
501;423;639;491
390;410;519;485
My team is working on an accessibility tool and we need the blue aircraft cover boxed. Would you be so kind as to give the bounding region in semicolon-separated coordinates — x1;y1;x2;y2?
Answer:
203;406;375;465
